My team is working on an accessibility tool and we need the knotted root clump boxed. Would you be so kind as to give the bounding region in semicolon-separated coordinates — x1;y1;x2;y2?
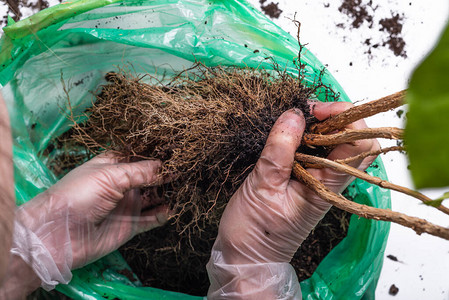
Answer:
62;63;341;295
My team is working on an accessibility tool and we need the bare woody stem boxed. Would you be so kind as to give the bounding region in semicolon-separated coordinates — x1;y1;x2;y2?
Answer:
292;162;449;240
295;153;449;215
335;146;405;164
311;90;406;134
303;127;403;146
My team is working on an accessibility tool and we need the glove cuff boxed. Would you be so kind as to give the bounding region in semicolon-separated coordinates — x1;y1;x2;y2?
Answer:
207;247;301;300
10;219;72;291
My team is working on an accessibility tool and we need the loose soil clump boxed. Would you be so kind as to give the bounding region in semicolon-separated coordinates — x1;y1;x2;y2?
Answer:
335;0;407;59
338;0;375;29
53;63;350;295
259;0;282;19
379;13;407;57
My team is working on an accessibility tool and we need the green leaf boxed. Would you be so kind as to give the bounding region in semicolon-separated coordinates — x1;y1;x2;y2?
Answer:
423;192;449;207
405;21;449;189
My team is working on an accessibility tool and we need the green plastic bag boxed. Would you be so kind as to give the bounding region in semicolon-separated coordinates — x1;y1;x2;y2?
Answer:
0;0;391;299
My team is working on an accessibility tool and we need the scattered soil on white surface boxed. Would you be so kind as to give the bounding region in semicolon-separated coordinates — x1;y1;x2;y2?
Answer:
389;284;400;296
387;254;399;261
338;0;375;29
336;0;407;59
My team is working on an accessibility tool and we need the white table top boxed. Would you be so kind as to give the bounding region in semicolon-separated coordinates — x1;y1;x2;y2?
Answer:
245;0;449;299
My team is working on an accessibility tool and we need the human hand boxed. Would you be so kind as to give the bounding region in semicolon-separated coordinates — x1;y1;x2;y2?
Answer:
11;153;170;290
207;102;380;299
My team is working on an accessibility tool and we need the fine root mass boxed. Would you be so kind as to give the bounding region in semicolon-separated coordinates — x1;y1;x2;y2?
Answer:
60;63;337;294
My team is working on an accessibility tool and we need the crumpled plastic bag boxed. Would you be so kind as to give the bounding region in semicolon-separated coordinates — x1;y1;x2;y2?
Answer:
0;0;391;299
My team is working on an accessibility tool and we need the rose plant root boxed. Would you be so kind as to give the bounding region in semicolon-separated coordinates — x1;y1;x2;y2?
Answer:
51;61;449;295
54;63;345;295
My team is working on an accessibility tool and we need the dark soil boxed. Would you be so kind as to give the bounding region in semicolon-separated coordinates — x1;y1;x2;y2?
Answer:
335;0;407;59
122;206;351;295
389;284;399;296
387;254;399;262
289;206;351;281
259;0;282;19
379;13;407;57
338;0;375;29
254;0;407;60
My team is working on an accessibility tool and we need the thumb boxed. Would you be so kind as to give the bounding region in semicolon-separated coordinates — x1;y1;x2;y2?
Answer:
252;109;306;189
137;205;171;233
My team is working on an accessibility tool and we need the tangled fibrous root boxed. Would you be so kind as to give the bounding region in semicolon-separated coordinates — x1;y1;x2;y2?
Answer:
66;63;337;294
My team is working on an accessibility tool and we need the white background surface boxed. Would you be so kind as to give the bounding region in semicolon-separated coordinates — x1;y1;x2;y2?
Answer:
245;0;449;299
1;0;449;299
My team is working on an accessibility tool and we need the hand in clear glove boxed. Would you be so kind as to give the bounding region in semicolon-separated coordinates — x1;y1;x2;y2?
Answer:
9;153;170;294
207;102;380;299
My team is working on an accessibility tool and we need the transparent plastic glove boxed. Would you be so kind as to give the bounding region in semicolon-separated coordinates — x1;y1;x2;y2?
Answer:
207;102;380;299
10;153;170;292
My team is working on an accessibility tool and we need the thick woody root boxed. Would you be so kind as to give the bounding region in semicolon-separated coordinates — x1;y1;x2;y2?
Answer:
293;163;449;240
295;153;449;216
310;90;405;134
304;91;405;147
297;91;449;239
304;127;403;146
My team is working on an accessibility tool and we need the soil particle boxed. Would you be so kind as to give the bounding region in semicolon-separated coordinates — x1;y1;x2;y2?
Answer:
396;109;404;118
330;0;407;59
387;254;398;261
379;13;403;36
389;284;399;296
379;13;407;57
338;0;375;29
259;0;282;19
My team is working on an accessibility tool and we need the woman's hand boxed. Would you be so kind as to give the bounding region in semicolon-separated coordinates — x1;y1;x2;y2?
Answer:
6;153;169;297
207;102;380;299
